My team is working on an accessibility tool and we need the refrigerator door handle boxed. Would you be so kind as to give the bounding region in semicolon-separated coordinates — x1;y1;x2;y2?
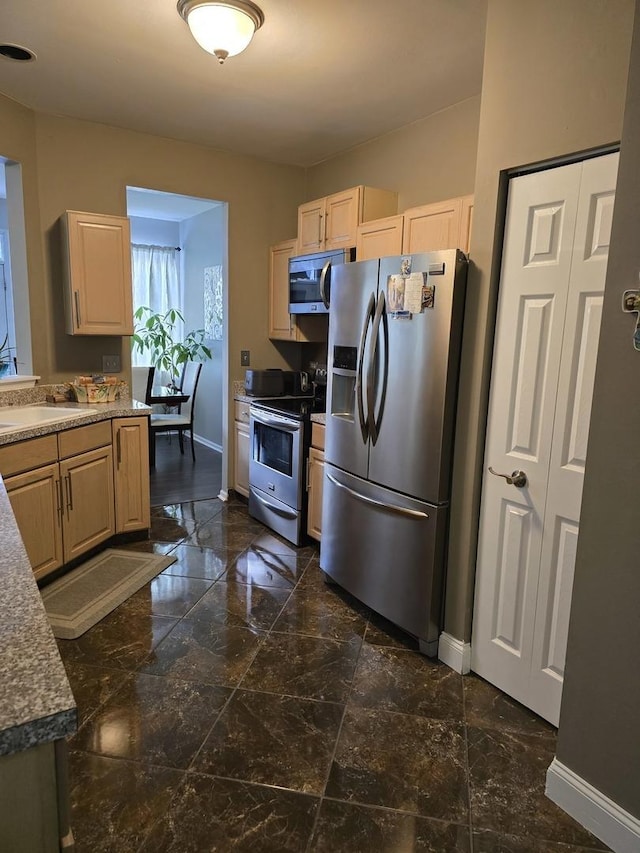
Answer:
326;473;430;519
356;292;376;442
367;290;389;446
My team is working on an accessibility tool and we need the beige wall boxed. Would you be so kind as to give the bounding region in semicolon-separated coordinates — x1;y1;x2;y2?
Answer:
31;113;305;385
0;104;305;485
446;0;634;641
556;0;640;819
306;97;481;210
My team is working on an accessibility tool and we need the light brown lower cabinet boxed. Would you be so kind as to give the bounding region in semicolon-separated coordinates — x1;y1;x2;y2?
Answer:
306;422;326;542
0;740;70;853
4;463;63;580
233;401;250;498
1;416;150;580
112;416;151;532
59;444;115;563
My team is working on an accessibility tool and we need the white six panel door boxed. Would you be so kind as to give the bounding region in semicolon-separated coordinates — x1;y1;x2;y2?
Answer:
472;153;618;725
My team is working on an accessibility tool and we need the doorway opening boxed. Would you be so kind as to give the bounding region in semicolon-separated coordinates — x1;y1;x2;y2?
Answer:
126;186;228;506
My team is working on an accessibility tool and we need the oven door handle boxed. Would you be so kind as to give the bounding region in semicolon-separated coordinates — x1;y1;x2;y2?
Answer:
250;413;301;432
250;489;299;519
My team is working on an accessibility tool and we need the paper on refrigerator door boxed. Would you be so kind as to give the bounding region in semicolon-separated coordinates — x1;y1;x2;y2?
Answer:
386;272;434;315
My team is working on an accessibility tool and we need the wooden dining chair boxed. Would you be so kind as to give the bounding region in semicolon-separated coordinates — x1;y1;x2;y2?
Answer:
148;361;203;466
131;365;155;404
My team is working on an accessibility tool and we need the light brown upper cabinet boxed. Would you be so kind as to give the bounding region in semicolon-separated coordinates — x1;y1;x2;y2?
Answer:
268;238;327;343
356;214;404;261
356;195;474;261
62;210;134;335
459;194;474;254
297;186;398;254
269;238;298;341
402;195;474;255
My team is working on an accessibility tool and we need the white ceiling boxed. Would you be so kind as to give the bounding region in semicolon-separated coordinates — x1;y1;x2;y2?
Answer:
126;186;221;220
0;0;487;168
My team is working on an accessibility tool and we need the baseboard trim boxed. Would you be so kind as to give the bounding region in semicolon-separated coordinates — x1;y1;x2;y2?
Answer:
193;434;223;453
155;431;222;453
218;489;229;502
546;758;640;853
438;632;471;674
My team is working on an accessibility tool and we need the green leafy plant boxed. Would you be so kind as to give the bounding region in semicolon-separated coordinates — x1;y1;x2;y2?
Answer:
0;333;16;374
131;306;212;384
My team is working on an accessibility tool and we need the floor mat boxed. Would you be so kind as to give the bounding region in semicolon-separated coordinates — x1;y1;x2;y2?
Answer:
41;549;176;639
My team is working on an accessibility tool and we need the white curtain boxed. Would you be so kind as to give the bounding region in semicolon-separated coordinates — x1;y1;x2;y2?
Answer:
131;244;182;367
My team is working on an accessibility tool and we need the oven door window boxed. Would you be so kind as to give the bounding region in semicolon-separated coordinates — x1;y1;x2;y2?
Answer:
254;422;293;476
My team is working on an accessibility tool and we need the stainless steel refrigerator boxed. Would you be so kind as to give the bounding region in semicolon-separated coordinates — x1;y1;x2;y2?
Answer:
320;249;468;655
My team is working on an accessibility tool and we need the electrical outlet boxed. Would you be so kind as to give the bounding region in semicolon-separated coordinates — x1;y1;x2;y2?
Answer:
102;355;121;373
240;350;250;367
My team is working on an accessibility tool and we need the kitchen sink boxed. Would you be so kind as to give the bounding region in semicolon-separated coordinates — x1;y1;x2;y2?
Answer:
0;406;99;433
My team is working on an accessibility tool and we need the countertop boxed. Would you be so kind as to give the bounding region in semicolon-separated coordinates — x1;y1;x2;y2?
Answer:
0;398;151;447
0;477;77;755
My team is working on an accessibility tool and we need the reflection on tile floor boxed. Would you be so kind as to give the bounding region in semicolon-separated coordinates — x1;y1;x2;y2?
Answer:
59;497;611;852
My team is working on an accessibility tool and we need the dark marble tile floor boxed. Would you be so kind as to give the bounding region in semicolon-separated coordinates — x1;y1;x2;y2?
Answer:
58;497;611;852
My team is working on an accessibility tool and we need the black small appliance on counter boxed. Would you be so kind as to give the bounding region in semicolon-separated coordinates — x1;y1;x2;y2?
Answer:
244;368;311;398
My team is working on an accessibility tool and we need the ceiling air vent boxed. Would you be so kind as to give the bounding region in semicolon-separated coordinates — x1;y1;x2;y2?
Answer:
0;44;36;62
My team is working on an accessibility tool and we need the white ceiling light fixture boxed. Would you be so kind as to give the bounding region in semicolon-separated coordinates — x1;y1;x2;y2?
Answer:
177;0;264;65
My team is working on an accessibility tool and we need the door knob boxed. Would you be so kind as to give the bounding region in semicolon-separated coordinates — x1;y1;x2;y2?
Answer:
488;467;528;488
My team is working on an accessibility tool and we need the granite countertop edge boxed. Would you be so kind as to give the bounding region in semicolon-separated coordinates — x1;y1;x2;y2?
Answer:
0;397;151;447
0;478;77;756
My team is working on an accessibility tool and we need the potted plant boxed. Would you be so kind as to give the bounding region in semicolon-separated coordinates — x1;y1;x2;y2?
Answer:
0;334;16;378
131;306;212;387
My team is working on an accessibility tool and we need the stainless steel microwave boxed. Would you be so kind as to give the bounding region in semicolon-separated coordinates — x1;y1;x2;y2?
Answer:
289;247;355;314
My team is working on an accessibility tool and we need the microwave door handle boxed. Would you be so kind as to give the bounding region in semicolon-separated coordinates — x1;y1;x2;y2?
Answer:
319;261;331;309
367;291;389;446
356;292;376;442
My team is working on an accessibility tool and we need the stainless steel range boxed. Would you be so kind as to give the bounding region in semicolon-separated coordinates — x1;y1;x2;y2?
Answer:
248;397;323;546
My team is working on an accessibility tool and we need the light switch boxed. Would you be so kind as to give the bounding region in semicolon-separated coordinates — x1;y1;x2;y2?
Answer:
102;355;120;373
241;350;250;366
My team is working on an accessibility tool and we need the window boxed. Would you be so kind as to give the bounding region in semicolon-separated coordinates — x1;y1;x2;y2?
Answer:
130;244;182;368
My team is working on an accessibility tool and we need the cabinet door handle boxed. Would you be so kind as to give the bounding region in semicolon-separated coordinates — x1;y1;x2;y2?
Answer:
65;473;74;512
55;477;63;521
318;213;323;245
116;429;122;465
74;291;82;328
306;457;311;492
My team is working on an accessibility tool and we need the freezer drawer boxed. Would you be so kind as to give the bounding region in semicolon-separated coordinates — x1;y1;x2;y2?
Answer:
249;485;303;546
320;464;447;652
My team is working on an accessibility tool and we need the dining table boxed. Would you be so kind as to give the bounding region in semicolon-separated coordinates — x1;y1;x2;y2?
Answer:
147;384;190;406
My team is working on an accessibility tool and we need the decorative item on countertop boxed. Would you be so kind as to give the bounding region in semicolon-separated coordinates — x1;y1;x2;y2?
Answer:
68;374;124;403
